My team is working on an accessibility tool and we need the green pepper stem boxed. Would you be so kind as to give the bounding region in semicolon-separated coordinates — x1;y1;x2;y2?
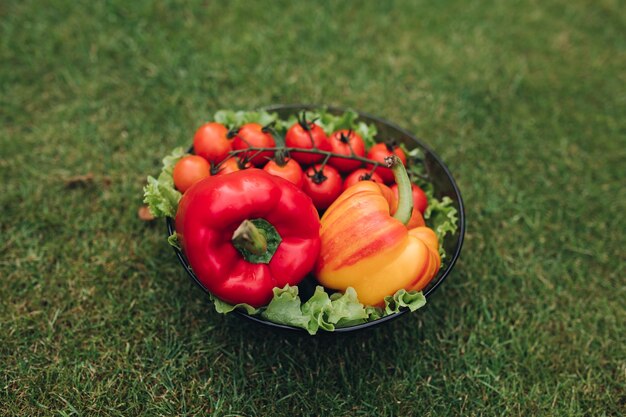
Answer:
386;155;413;225
232;220;267;255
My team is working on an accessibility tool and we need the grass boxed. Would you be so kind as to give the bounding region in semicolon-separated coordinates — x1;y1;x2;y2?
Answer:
1;0;624;415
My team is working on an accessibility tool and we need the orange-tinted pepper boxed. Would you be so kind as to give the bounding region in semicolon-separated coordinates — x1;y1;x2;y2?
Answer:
315;157;440;306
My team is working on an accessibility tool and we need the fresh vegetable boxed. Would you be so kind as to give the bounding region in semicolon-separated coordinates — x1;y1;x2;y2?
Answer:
215;156;252;176
263;158;304;188
367;142;407;184
302;164;343;210
315;156;441;306
142;108;461;334
214;110;278;129
343;168;384;191
327;129;365;173
285;113;331;165
175;169;321;307
423;195;458;253
231;123;275;166
172;155;211;193
193;122;231;163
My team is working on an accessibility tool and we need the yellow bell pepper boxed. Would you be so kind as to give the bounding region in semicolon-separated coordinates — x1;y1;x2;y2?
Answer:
314;156;441;306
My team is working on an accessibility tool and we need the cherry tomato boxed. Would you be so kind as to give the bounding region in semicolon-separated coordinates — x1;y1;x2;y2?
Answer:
302;164;343;210
366;142;407;184
285;117;331;166
263;158;304;188
231;123;275;167
343;168;384;191
192;122;231;163
173;155;211;193
327;129;366;173
391;183;428;214
215;157;252;176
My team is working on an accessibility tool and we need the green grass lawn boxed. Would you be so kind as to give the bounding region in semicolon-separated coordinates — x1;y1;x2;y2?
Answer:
1;0;624;415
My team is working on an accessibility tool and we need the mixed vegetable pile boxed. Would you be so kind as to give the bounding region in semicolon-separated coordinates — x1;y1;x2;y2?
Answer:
144;109;458;334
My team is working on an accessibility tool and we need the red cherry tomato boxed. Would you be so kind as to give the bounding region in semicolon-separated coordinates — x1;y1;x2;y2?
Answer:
231;123;275;167
215;157;252;176
391;183;428;214
343;168;384;191
302;164;343;210
366;142;407;184
327;129;366;173
192;122;231;164
263;158;304;188
285;117;331;165
173;155;211;193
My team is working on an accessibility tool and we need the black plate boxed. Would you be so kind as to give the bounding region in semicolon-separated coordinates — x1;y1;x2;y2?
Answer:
166;104;465;334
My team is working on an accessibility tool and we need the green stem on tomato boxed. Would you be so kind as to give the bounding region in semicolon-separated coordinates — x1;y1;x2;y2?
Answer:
309;153;331;184
386;155;413;226
366;161;380;177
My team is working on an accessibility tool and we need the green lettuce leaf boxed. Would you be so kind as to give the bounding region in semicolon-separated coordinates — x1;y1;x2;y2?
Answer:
365;306;384;321
143;147;185;218
210;294;260;315
260;286;370;335
209;285;425;335
354;121;378;148
383;289;427;314
213;110;279;129
328;287;369;326
315;109;358;133
301;286;334;333
261;286;310;331
424;195;458;243
273;114;298;132
167;232;181;250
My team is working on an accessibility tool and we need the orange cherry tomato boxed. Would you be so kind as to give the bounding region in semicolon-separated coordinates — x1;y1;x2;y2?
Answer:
173;155;211;193
263;158;305;188
215;157;252;176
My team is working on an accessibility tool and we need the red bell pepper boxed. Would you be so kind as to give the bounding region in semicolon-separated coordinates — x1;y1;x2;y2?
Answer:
175;169;321;307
